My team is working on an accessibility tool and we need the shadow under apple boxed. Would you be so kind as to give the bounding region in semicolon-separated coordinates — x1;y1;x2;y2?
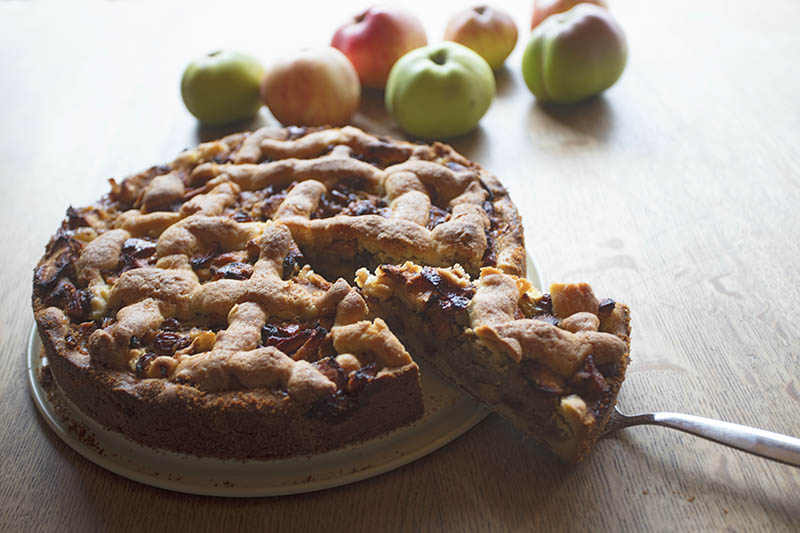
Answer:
527;94;616;146
350;87;406;139
446;124;489;162
192;110;275;144
493;65;515;98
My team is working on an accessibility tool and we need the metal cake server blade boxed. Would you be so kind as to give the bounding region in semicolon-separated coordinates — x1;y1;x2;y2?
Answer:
602;407;800;467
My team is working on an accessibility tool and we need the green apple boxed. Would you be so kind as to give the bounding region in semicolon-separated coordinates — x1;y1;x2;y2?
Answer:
385;42;495;139
522;3;627;103
181;50;265;125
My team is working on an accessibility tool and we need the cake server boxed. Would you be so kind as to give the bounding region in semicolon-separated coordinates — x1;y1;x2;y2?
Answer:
603;407;800;467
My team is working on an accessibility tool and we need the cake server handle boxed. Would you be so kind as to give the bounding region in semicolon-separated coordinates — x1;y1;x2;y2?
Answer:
603;407;800;467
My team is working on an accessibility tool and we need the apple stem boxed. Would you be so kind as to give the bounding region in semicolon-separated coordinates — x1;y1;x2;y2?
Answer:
430;50;448;65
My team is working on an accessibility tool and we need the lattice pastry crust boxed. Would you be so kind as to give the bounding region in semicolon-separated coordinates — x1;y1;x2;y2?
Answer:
32;125;628;461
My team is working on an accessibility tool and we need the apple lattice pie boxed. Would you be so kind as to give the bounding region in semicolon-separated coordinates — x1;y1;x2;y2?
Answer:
32;125;630;462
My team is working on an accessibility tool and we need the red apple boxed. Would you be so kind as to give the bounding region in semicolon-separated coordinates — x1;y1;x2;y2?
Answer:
260;47;360;127
331;6;427;89
444;5;518;71
531;0;608;29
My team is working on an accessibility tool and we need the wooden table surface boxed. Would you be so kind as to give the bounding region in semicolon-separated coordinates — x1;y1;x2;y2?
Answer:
2;1;799;531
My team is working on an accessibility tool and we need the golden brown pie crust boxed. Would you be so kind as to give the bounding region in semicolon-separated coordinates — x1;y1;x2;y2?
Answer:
32;125;628;462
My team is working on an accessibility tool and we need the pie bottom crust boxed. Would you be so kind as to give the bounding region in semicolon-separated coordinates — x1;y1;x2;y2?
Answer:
36;308;423;459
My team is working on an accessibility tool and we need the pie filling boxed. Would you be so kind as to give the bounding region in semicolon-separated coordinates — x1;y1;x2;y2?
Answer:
32;125;626;461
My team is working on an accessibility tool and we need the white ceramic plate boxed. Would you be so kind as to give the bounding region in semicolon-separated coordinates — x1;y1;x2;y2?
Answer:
28;255;542;497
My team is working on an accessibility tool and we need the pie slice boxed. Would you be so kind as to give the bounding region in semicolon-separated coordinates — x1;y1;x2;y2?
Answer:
32;125;630;462
355;262;631;462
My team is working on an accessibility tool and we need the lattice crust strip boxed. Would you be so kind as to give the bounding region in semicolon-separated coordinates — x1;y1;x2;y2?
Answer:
63;215;413;398
75;125;527;312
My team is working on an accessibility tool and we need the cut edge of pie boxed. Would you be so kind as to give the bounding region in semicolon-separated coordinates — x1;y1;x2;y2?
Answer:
37;301;424;458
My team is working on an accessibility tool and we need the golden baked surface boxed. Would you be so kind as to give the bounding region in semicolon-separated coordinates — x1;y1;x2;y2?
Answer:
32;125;627;461
31;125;527;458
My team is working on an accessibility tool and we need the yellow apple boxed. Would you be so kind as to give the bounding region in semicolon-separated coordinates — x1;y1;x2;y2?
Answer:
261;48;360;127
444;5;518;71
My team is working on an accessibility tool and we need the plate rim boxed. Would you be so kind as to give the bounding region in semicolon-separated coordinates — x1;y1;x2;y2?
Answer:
27;330;492;497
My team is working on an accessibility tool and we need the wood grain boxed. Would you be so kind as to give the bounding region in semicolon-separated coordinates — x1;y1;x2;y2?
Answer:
1;1;799;531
